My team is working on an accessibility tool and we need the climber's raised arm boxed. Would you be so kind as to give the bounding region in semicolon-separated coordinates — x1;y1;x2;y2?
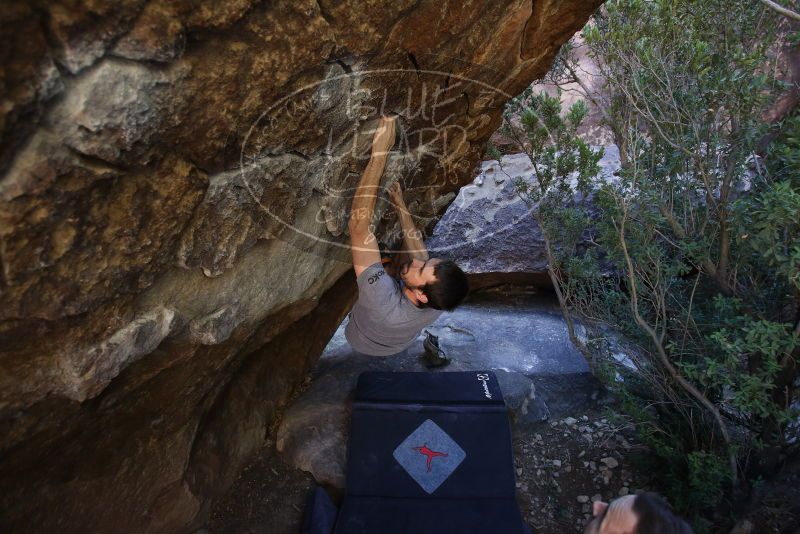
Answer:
348;116;396;278
387;182;429;261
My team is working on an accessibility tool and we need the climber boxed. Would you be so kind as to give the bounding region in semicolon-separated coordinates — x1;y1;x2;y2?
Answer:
583;493;694;534
345;115;469;362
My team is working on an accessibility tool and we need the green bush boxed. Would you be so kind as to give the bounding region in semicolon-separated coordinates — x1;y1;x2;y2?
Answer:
502;0;800;529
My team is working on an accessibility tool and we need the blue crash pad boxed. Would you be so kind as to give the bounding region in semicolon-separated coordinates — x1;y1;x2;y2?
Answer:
305;371;530;534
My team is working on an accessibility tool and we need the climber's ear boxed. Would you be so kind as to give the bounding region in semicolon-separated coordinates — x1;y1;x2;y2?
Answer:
414;288;428;304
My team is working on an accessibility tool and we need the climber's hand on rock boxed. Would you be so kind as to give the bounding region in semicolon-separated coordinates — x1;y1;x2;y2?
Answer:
371;115;397;157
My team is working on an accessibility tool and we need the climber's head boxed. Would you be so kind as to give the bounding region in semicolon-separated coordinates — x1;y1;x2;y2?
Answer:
399;258;469;310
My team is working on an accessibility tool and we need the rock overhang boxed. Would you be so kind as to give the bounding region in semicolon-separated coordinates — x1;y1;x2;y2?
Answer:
0;1;604;531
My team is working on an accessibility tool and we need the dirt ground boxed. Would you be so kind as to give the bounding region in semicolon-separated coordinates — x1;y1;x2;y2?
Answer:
206;437;316;534
512;407;650;533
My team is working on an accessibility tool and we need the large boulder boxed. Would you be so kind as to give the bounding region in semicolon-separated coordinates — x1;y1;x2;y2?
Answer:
0;1;603;532
426;147;620;288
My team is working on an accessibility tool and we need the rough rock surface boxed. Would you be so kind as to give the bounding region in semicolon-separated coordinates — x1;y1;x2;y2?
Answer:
276;292;600;488
0;1;603;532
426;147;620;282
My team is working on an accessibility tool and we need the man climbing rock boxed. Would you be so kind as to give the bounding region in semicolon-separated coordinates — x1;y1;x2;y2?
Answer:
345;115;469;362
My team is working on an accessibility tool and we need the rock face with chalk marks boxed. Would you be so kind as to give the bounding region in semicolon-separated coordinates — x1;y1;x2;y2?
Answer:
0;1;602;531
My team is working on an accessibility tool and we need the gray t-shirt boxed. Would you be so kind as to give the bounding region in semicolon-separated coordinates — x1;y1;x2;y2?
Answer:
345;262;443;356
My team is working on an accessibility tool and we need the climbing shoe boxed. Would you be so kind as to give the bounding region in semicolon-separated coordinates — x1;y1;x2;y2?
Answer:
422;330;450;368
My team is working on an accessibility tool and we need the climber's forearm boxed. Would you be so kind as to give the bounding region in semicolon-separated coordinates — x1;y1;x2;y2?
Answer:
348;153;387;237
396;205;428;260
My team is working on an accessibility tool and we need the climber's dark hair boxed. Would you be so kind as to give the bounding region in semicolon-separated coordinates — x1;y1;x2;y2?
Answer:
633;493;694;534
422;260;469;311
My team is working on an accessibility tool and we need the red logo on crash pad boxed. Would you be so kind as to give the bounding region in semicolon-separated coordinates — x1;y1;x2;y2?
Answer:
412;443;448;472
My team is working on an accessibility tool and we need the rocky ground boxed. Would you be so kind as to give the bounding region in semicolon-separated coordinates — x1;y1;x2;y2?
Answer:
207;287;653;534
514;412;651;533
